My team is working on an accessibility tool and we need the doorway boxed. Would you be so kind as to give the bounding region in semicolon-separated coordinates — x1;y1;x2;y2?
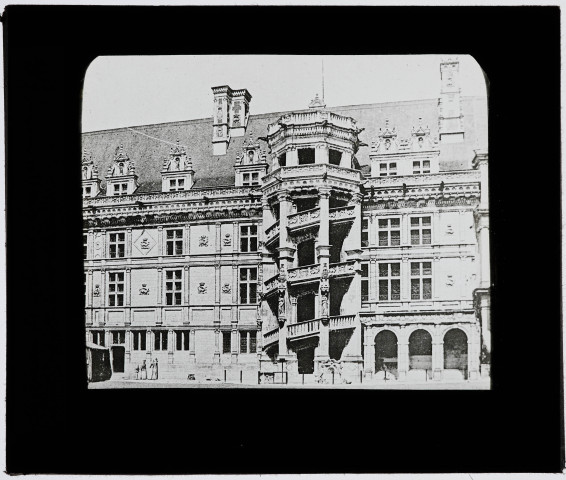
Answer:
111;346;125;373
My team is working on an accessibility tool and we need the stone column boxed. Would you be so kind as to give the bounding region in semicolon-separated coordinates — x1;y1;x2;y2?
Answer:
314;143;328;164
168;329;174;365
231;322;239;363
189;329;196;363
432;340;443;380
468;328;480;380
397;340;409;381
315;187;331;365
126;228;132;257
286;146;298;167
364;327;375;374
157;226;163;257
157;268;163;325
146;328;152;364
214;328;221;363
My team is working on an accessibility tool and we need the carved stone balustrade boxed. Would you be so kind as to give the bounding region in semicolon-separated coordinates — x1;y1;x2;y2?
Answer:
265;220;280;246
329;314;357;331
263;327;280;348
328;205;356;224
287;263;321;285
287;207;320;234
267;110;359;136
263;274;279;297
328;261;356;278
287;318;321;340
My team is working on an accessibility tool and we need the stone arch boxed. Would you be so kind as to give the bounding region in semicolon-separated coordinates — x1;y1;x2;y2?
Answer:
374;329;398;378
408;329;433;373
443;328;468;374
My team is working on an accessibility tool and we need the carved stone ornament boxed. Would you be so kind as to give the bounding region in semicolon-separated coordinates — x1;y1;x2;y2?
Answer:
139;284;150;295
93;285;100;297
198;282;207;294
223;233;232;246
278;294;285;316
222;283;231;294
446;275;454;287
199;235;209;247
320;293;329;317
140;237;151;250
446;224;454;235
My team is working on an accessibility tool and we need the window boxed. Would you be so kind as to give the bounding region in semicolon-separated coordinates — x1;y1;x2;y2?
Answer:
109;232;125;258
240;225;258;252
361;218;369;247
113;183;128;196
108;272;125;307
279;153;287;167
378;218;401;246
91;331;105;346
222;331;232;354
240;331;257;354
329;149;342;166
378;263;401;301
83;186;92;198
132;331;147;351
411;261;432;300
298;148;315;165
83;234;88;259
153;330;168;351
84;273;87;301
379;162;397;176
166;229;183;255
410;216;432;245
413;160;431;175
112;331;125;344
361;263;369;302
165;270;182;305
242;172;260;186
169;178;185;191
239;268;257;304
175;331;190;351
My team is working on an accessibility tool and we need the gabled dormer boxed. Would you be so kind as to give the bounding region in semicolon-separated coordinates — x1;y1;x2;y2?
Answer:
234;132;268;187
81;149;101;198
105;144;138;196
161;140;194;192
370;119;440;177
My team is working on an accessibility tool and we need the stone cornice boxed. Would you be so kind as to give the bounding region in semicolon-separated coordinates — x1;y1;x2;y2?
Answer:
364;170;480;188
360;310;476;325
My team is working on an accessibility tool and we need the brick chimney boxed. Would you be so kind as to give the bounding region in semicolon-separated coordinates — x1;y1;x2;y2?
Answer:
211;86;252;155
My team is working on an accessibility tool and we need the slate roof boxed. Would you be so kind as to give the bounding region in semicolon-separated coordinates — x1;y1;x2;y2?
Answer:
81;96;487;194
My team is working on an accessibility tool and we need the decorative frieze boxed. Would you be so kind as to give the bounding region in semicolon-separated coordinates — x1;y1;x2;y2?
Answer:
287;264;320;282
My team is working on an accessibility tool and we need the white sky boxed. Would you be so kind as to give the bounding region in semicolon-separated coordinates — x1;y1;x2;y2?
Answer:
82;55;488;133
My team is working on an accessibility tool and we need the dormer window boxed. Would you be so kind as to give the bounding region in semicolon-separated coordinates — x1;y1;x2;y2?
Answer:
113;183;128;196
169;178;185;191
380;162;397;177
413;160;431;175
82;186;92;198
242;172;260;186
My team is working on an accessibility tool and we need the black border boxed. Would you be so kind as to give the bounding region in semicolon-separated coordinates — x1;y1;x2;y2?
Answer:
5;5;562;474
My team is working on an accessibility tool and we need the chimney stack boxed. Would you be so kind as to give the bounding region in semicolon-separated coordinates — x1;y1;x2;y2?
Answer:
212;86;252;155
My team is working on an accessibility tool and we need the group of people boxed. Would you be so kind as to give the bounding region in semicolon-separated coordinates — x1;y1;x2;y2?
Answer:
134;359;159;380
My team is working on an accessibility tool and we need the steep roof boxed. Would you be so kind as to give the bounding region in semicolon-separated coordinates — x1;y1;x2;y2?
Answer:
82;96;487;193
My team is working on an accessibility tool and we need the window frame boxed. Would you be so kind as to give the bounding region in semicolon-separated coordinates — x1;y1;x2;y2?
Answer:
132;330;147;351
108;231;126;258
108;271;125;307
410;261;433;300
239;267;258;304
240;224;258;253
91;330;105;346
410;215;432;246
412;159;431;175
166;228;184;256
242;172;260;186
379;161;397;177
175;330;190;351
361;218;369;247
112;331;126;345
222;330;232;354
378;262;401;301
361;262;369;302
377;217;401;247
165;269;183;306
169;178;186;191
239;330;257;354
153;330;168;351
112;183;128;196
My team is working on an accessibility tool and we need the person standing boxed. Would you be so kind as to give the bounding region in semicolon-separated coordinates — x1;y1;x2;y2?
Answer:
154;358;159;380
141;360;147;380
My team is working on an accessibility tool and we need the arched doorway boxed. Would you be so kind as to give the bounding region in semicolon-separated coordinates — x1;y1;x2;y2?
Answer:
374;330;398;379
409;329;432;378
443;329;468;378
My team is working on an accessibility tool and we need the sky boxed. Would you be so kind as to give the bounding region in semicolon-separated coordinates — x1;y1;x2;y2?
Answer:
82;55;488;133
